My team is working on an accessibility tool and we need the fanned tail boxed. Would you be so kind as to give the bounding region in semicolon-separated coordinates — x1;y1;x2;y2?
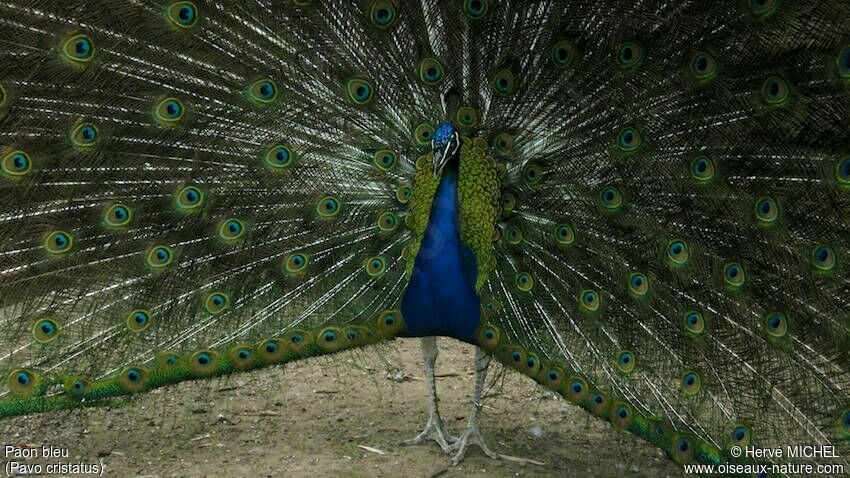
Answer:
2;1;850;474
0;1;439;418
472;0;850;471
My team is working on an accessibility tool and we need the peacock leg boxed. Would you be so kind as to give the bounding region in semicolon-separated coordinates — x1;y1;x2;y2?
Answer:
401;336;458;452
449;345;499;465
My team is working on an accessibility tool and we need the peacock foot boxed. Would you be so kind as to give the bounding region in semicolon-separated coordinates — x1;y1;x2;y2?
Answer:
401;413;458;454
449;423;499;465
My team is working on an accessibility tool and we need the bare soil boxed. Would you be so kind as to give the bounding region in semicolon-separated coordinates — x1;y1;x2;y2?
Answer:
1;338;684;477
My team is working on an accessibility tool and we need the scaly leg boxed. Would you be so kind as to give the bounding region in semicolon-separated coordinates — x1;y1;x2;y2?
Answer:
450;345;499;465
402;336;457;452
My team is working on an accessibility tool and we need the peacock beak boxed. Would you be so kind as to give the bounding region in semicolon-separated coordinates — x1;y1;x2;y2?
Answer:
433;148;449;178
432;131;460;178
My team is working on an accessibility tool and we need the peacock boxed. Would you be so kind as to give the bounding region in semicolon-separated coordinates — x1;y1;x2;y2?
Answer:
2;0;850;475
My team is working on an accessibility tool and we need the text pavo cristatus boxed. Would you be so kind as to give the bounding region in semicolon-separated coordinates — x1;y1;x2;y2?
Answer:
2;0;850;474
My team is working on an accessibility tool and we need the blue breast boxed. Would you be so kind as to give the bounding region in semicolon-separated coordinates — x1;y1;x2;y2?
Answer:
400;167;482;343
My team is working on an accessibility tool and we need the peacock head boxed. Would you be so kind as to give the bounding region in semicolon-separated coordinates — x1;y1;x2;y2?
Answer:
432;121;460;178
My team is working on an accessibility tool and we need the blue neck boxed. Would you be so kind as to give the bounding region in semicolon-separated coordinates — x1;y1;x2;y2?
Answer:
400;164;481;343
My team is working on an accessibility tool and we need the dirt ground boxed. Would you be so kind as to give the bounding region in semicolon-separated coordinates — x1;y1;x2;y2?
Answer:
1;338;683;477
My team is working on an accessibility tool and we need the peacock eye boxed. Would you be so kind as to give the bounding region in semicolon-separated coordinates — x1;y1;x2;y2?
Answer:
761;76;790;105
190;351;219;375
44;231;74;254
419;58;444;85
396;185;412;203
617;41;644;69
127;309;152;332
628;272;649;296
723;262;746;288
369;0;397;28
494;133;513;154
247;78;278;104
154;97;185;125
501;192;516;213
734;427;747;441
11;153;28;171
285;253;309;274
764;312;788;338
666;240;689;266
599;186;623;210
681;371;701;395
550;40;577;68
553;224;575;246
62;34;94;63
175;185;205;211
145;245;174;270
71;122;98;147
690;52;717;80
366;256;386;276
2;150;32;178
166;1;200;28
373;148;397;172
579;289;601;313
523;163;543;186
616;351;635;373
812;244;836;273
491;68;515;95
413;122;435;146
263;144;295;171
9;369;38;396
219;218;246;241
455;106;477;128
690;155;716;182
33;317;59;342
617;127;642;152
316;195;341;218
347;78;375;105
464;0;488;19
125;367;144;384
205;292;230;314
754;196;778;224
505;226;523;245
515;272;534;292
378;212;399;232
